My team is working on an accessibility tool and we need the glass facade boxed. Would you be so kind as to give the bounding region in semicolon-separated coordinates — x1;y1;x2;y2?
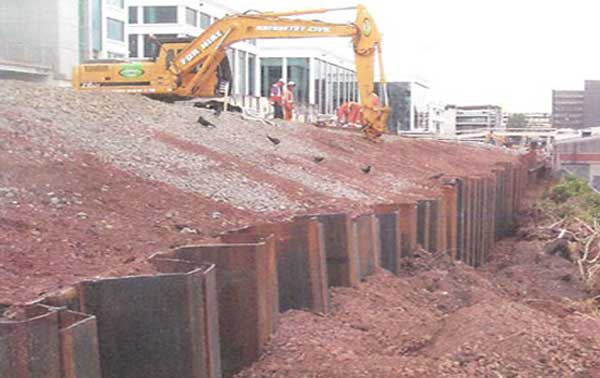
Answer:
226;48;235;92
260;58;283;97
143;6;177;24
143;34;176;58
128;6;138;24
91;0;102;52
200;12;211;29
287;58;309;104
248;54;256;96
238;50;247;95
185;7;197;26
128;34;138;57
107;18;124;41
260;57;356;113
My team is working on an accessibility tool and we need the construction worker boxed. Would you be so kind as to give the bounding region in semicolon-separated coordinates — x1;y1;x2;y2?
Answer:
283;81;296;121
270;78;284;119
337;102;362;128
368;91;380;106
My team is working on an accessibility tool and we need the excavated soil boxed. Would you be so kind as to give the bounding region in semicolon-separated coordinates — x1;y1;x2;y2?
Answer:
238;242;600;378
0;79;518;305
237;184;600;377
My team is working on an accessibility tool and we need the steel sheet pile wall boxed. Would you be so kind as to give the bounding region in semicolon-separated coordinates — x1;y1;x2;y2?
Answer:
1;152;542;378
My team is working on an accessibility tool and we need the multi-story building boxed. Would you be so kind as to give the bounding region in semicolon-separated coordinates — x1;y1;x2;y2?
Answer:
448;105;503;132
552;90;584;129
501;112;552;128
126;0;259;98
584;80;600;128
0;0;127;82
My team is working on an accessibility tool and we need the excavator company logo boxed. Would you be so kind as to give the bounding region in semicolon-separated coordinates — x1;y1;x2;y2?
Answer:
179;31;224;66
363;19;372;36
256;25;331;33
119;64;145;78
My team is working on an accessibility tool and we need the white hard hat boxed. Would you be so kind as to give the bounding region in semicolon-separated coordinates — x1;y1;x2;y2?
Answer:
278;78;285;83
288;81;296;86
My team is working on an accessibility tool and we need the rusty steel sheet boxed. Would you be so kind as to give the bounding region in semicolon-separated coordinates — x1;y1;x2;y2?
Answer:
442;185;458;260
155;239;278;378
58;308;102;378
353;214;380;279
75;263;220;378
436;196;448;255
219;233;279;333
475;178;484;267
397;203;418;258
296;213;359;288
455;178;465;262
415;200;429;251
374;211;402;274
224;219;329;315
463;178;473;266
427;200;439;253
0;305;61;378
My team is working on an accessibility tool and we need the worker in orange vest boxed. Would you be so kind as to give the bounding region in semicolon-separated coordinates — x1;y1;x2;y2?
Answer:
337;102;362;127
283;81;296;121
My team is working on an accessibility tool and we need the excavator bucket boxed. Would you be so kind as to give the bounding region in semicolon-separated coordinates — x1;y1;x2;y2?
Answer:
362;106;390;142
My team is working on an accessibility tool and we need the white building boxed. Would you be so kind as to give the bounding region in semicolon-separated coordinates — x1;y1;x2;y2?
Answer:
83;0;129;60
502;112;552;128
449;105;503;132
0;0;128;82
126;0;259;98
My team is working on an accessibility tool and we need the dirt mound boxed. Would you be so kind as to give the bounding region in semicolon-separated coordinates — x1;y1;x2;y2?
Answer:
238;245;600;378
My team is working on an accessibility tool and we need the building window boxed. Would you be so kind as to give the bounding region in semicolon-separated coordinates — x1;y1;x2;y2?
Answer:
91;0;102;51
106;0;124;8
200;12;211;29
260;58;283;97
226;48;236;92
248;54;256;96
143;34;177;58
287;58;309;104
107;18;124;42
238;50;247;95
186;7;197;26
143;6;177;24
128;34;138;58
128;6;138;24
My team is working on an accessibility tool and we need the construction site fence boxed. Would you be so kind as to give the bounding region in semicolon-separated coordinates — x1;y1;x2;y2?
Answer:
0;151;541;378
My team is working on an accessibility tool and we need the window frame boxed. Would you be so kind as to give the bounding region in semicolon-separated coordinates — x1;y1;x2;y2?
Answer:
107;17;125;42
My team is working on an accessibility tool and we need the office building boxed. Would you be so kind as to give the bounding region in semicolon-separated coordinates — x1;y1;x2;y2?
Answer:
584;80;600;127
501;113;552;128
448;105;503;132
552;90;584;129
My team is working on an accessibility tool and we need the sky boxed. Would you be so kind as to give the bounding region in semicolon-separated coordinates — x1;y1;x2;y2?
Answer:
224;0;600;113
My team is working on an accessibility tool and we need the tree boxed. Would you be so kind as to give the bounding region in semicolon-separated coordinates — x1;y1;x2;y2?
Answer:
507;113;528;128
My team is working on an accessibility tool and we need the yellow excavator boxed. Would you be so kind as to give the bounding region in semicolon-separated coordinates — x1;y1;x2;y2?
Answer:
72;5;389;141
